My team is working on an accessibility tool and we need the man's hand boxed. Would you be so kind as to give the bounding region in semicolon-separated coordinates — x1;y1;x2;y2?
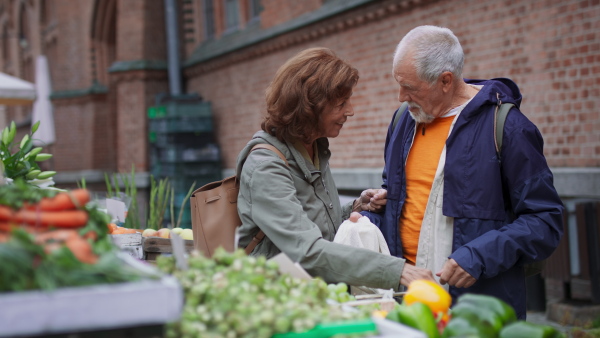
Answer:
436;258;476;288
400;263;436;287
354;189;387;212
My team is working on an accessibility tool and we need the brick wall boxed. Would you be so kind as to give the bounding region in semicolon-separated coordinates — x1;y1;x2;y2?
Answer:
186;0;600;170
51;0;92;90
259;0;323;29
113;0;166;61
0;0;598;179
51;98;98;171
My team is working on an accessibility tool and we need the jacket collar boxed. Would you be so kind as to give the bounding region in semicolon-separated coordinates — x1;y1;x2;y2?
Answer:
236;131;331;183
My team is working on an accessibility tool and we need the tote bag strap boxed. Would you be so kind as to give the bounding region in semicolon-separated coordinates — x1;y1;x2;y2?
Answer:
244;143;289;254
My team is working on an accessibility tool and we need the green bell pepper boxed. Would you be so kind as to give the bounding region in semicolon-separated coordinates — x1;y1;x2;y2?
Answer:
450;301;504;334
387;302;440;338
499;321;565;338
456;293;517;326
442;316;497;338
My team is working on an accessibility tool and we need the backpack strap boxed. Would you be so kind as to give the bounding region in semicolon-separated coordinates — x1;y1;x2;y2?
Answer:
244;143;289;254
392;101;410;130
494;99;514;161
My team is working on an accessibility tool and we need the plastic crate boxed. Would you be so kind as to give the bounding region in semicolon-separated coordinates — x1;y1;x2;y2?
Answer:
166;116;212;133
148;106;167;119
165;101;211;118
162;162;220;178
149;119;168;133
159;145;220;163
154;132;175;146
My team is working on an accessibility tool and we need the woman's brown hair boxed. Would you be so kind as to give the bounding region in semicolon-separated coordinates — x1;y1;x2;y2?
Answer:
262;47;359;143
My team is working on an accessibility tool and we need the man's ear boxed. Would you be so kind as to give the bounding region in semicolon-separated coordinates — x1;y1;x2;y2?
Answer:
440;71;454;93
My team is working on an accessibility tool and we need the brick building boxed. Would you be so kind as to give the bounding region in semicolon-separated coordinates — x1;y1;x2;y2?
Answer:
0;0;599;312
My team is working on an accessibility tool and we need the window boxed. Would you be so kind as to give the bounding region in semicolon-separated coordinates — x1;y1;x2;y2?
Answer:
18;4;29;50
203;0;215;39
1;24;8;62
248;0;261;23
224;0;239;33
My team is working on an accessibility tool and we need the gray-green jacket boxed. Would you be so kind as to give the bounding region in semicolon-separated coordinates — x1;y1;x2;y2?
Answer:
235;131;405;290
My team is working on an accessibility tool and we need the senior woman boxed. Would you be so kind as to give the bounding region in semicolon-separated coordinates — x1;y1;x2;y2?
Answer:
235;47;434;290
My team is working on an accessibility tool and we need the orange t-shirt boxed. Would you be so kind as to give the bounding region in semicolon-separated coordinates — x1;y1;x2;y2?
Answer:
400;116;455;265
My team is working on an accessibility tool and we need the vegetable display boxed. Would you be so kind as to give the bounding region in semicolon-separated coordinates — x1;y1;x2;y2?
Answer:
0;121;56;183
156;248;373;338
387;301;440;338
0;180;157;292
385;279;565;338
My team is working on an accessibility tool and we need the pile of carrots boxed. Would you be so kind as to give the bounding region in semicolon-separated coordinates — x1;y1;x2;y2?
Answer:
0;189;98;264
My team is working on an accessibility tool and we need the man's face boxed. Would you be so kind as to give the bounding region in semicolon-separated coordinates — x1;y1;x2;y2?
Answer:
393;60;443;124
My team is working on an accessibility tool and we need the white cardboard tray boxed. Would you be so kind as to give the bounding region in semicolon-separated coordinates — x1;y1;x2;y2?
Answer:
0;257;182;337
109;233;144;259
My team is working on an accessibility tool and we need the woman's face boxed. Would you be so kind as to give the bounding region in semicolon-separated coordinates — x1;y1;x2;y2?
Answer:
317;94;354;139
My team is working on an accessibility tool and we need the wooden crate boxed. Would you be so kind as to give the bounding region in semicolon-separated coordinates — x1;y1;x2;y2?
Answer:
142;237;194;261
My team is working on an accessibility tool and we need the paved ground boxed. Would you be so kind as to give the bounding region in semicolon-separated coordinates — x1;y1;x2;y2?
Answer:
527;311;600;337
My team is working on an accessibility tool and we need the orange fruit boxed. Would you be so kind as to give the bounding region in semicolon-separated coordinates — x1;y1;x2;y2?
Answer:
107;223;118;234
111;228;126;235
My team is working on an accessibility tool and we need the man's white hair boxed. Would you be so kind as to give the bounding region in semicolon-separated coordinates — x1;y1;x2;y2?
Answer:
392;25;464;85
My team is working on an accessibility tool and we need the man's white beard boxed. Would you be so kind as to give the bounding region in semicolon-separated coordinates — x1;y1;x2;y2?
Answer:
408;103;435;124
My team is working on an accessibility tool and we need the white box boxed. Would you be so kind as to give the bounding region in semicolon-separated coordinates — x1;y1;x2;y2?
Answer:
110;233;144;259
0;260;182;337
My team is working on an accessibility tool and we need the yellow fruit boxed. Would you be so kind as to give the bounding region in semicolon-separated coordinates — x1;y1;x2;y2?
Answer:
372;310;388;318
181;228;193;240
403;279;451;314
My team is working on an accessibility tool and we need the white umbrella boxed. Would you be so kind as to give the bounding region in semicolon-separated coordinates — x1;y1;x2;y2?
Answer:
0;72;36;105
31;55;55;146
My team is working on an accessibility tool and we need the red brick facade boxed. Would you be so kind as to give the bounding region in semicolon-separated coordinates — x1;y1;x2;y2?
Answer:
0;0;598;184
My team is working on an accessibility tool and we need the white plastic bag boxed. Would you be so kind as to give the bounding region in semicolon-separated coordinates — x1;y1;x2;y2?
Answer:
334;215;392;295
334;216;390;255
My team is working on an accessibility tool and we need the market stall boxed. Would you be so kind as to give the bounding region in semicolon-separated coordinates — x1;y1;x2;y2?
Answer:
0;122;565;337
0;72;36;106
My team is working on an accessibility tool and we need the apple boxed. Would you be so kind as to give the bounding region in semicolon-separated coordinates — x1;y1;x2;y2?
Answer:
157;228;171;239
141;228;158;237
181;228;193;240
171;227;184;235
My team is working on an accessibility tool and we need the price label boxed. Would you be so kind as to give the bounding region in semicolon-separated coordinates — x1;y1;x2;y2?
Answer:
170;232;188;270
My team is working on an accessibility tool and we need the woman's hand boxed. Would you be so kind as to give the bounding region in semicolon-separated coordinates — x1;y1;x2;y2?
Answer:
353;189;387;212
400;264;437;287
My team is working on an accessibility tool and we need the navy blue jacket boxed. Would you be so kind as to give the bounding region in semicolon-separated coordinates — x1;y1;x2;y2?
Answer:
364;78;564;319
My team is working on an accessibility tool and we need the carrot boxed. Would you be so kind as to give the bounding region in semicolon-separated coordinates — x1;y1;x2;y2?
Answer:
0;222;15;233
0;222;47;234
25;189;91;211
34;229;98;264
35;229;77;243
14;209;89;228
0;205;15;221
65;235;98;264
82;230;98;241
